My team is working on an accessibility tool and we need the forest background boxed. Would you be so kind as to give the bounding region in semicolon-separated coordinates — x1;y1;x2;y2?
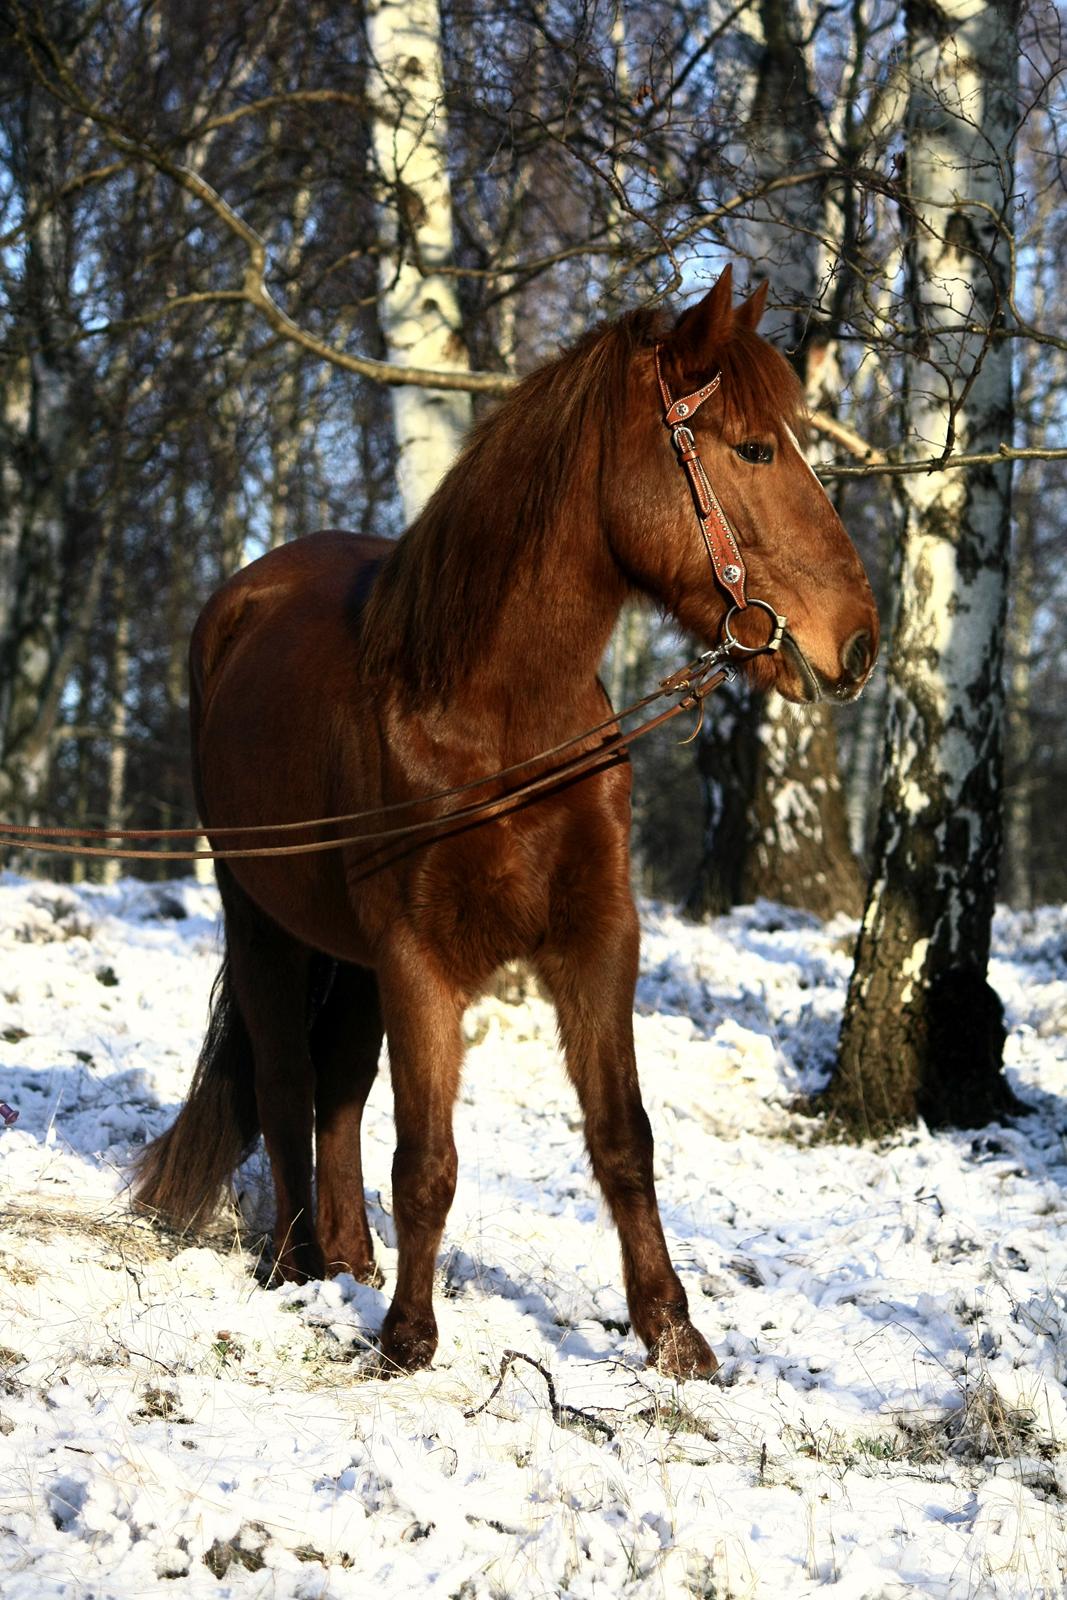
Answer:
0;0;1062;1131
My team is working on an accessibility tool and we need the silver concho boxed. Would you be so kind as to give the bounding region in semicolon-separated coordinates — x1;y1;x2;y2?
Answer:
675;402;689;417
723;563;742;584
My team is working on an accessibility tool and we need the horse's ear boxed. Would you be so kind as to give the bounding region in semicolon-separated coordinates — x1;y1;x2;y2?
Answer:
736;279;769;331
669;265;734;368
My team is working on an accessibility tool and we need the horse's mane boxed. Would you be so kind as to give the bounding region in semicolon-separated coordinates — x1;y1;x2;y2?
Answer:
360;300;804;697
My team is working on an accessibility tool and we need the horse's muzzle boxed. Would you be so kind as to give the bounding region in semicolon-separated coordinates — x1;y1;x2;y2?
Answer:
780;629;877;703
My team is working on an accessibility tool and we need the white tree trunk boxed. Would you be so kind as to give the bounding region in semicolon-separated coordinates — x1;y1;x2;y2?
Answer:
366;0;472;524
831;0;1019;1132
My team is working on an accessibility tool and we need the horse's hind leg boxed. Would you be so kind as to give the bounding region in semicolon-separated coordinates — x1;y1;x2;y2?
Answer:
537;893;718;1379
311;960;384;1284
218;870;323;1282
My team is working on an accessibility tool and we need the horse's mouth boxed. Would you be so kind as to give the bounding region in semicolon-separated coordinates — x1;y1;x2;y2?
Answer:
780;633;824;703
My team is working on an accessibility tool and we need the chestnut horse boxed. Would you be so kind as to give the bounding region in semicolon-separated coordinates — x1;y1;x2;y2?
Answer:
134;268;878;1377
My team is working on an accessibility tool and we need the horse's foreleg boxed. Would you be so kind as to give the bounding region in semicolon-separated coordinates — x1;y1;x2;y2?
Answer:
312;961;384;1284
376;939;463;1372
538;905;718;1379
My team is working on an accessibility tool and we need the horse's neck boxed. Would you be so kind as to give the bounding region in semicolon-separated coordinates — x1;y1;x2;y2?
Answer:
448;503;629;736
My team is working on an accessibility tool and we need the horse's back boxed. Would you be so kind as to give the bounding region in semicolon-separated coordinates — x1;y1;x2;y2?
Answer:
191;531;387;713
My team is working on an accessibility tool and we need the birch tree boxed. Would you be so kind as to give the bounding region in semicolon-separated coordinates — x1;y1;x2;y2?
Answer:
366;0;472;523
827;0;1021;1132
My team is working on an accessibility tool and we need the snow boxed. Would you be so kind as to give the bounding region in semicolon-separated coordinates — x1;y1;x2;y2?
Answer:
1;873;1066;1598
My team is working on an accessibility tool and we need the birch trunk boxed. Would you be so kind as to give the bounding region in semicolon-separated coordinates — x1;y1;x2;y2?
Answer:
366;0;472;524
828;0;1020;1133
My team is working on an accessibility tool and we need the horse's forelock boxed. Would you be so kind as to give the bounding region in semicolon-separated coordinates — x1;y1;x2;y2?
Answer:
710;325;806;440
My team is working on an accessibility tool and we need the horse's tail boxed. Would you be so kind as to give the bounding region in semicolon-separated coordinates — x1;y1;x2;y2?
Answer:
132;954;259;1229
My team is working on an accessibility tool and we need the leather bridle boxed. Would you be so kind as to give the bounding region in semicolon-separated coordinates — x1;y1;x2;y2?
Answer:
654;342;786;657
0;357;788;864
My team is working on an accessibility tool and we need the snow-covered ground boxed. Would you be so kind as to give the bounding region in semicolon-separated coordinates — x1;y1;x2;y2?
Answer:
1;872;1066;1599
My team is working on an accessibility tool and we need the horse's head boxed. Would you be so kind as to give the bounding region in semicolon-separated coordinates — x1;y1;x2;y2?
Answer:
614;267;879;703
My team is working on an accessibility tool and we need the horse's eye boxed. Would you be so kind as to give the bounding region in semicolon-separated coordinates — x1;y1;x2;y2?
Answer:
735;440;774;464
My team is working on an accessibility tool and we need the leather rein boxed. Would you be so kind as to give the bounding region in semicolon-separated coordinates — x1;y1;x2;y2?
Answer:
0;349;787;865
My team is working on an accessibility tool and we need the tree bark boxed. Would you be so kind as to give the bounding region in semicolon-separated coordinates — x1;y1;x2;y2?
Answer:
0;83;93;825
690;690;865;917
689;0;864;920
827;0;1021;1134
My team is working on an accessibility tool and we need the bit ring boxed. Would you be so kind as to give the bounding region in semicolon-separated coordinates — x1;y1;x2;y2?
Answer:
721;599;787;656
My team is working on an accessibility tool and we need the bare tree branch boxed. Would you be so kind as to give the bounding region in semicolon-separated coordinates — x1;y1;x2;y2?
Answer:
817;443;1067;480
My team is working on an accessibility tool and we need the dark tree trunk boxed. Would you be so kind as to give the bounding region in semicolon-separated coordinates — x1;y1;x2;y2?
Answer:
689;0;863;921
0;83;93;824
689;681;863;918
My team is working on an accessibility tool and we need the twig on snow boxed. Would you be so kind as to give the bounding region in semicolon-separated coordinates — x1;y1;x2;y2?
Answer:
464;1348;615;1440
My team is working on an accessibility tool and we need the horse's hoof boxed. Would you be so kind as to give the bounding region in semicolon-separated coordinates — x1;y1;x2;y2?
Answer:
379;1316;437;1375
356;1261;386;1289
267;1249;327;1287
647;1321;719;1379
325;1255;385;1289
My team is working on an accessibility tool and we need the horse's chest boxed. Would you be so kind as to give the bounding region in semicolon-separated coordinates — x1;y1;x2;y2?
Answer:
410;820;551;982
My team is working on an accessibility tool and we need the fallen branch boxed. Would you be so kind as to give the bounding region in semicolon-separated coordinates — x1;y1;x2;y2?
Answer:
464;1349;615;1440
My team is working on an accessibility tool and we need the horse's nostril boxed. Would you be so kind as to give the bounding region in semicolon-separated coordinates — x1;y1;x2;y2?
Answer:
842;630;874;683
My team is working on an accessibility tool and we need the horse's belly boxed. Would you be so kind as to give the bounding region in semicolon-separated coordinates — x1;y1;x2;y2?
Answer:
198;636;550;971
189;533;630;975
202;739;375;966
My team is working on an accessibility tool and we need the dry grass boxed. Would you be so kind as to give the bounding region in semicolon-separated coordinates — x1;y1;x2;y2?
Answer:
0;1196;221;1266
898;1373;1050;1467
